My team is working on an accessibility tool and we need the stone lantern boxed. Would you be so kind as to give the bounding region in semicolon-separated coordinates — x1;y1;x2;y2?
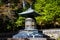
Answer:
12;7;44;38
12;0;49;39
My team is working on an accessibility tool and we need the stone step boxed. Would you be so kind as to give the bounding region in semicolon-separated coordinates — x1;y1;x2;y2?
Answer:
7;38;47;40
7;38;55;40
0;38;55;40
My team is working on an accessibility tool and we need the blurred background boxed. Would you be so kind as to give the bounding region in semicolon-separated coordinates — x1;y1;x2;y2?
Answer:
0;0;60;33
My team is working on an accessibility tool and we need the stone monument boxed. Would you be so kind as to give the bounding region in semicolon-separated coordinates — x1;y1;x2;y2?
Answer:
12;0;51;40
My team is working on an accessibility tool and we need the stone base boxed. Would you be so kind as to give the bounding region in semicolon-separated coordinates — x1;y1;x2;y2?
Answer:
7;38;55;40
7;38;47;40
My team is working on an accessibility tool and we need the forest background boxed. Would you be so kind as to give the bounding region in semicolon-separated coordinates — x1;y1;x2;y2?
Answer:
0;0;60;32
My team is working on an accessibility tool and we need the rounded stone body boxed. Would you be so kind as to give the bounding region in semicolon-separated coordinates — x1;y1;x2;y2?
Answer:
25;18;36;30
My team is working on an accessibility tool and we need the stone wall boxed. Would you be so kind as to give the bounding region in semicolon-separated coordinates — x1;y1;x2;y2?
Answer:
42;29;60;39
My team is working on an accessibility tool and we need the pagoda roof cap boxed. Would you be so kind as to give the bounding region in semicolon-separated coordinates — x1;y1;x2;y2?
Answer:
18;8;41;17
19;8;35;15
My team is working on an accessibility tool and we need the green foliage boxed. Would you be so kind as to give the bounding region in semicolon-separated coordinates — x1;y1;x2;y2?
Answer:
15;16;25;27
57;37;60;40
34;0;60;25
0;0;3;6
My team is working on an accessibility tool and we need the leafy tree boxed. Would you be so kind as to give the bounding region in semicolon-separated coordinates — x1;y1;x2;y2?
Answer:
34;0;60;27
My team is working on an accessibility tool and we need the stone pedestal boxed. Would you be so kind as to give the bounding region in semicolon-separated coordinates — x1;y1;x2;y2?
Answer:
7;38;47;40
8;38;56;40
